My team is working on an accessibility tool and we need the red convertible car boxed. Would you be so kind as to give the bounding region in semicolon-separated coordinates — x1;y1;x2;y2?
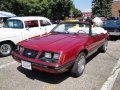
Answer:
12;22;109;77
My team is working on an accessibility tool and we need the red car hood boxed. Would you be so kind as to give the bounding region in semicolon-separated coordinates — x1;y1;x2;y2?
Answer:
19;33;87;52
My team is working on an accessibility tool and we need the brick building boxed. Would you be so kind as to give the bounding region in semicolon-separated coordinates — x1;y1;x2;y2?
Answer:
112;1;120;17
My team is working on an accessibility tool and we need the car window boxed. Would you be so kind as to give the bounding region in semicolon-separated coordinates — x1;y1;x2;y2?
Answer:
25;20;38;28
40;20;51;26
103;20;120;27
4;19;23;29
116;21;120;26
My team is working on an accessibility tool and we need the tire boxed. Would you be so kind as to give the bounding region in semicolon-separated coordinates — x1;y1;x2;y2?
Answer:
100;39;108;53
70;52;86;77
0;43;13;57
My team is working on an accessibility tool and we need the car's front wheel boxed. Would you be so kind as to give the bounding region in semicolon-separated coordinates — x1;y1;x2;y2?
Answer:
70;52;86;77
0;43;13;57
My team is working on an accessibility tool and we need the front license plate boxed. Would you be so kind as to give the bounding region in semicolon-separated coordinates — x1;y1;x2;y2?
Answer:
21;61;32;70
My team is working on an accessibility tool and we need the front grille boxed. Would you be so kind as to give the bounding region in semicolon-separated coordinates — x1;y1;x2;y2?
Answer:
22;48;38;59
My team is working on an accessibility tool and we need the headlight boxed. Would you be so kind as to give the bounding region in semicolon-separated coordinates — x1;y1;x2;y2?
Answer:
45;52;52;59
14;45;23;54
53;53;60;59
39;51;60;63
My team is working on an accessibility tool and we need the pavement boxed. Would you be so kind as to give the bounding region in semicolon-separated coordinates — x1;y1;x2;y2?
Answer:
0;37;120;90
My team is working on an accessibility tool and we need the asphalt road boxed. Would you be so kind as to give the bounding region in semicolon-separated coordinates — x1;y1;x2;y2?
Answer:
0;37;120;90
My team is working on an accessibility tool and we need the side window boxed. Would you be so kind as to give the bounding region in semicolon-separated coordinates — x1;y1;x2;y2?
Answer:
25;20;38;28
4;19;23;29
40;20;51;26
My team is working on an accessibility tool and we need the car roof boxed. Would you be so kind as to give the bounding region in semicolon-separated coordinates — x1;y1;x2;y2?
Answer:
8;16;50;21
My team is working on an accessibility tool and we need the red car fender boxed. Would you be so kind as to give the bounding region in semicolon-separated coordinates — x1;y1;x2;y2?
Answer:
75;45;88;59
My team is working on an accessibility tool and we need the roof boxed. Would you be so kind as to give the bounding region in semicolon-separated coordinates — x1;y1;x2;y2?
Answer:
0;11;16;17
8;16;50;21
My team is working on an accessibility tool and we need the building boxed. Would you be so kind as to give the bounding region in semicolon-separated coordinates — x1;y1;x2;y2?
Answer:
82;12;92;17
112;1;120;17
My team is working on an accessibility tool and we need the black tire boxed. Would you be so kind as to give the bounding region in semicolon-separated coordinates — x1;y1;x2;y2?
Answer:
70;52;86;77
0;43;13;57
100;39;108;53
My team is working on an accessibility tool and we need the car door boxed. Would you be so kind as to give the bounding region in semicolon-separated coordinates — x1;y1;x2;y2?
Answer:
86;33;104;57
21;20;45;40
39;20;53;33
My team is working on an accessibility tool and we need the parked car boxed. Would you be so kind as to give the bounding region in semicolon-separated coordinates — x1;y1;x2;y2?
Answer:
12;21;109;77
0;16;56;56
102;19;120;36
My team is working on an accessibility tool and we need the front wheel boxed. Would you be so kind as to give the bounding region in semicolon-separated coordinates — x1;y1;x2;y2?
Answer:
70;52;86;77
0;43;13;57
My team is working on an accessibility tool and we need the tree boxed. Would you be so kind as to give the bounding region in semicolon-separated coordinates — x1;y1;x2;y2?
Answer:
92;0;113;17
0;0;81;20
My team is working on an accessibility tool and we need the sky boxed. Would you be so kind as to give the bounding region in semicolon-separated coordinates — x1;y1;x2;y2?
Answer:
73;0;92;12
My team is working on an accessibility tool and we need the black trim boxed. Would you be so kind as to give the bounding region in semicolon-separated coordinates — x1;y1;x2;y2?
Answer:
12;55;75;70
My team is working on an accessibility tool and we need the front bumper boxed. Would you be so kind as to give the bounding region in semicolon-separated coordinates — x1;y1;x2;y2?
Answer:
12;55;75;74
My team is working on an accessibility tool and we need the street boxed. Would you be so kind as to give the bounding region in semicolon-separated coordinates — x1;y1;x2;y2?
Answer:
0;37;120;90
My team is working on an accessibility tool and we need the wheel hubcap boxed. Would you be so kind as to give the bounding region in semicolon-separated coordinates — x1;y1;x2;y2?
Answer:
78;55;85;74
104;41;108;50
0;44;11;55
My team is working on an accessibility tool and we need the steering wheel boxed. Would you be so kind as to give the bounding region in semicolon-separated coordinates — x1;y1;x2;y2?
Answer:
77;30;87;34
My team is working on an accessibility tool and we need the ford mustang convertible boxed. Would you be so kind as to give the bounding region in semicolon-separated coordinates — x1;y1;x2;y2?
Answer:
12;22;109;77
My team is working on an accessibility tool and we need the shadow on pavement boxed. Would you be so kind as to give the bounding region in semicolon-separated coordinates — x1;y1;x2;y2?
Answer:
17;66;69;84
17;51;100;84
109;36;120;41
86;51;100;64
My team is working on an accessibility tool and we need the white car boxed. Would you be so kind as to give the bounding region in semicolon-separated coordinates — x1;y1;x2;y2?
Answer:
0;16;56;56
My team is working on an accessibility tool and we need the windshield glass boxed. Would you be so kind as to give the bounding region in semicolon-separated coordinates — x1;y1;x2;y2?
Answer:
51;23;90;34
103;20;120;27
3;19;24;29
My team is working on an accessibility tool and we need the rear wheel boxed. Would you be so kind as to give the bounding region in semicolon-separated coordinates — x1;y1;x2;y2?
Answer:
70;52;86;77
100;39;108;53
0;43;13;57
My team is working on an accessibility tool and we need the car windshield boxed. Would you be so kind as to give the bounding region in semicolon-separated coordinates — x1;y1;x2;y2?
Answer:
51;23;90;35
103;20;120;27
3;19;24;29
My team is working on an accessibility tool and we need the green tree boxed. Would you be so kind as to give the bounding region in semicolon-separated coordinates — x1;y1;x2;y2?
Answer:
0;0;81;20
92;0;113;17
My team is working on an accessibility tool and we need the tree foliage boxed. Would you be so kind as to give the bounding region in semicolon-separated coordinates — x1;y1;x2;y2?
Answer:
92;0;113;17
0;0;82;20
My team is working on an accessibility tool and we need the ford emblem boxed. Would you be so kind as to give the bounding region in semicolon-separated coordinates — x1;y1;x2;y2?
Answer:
27;52;32;56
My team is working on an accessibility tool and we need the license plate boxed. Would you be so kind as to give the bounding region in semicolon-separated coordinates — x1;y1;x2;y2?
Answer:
21;60;32;70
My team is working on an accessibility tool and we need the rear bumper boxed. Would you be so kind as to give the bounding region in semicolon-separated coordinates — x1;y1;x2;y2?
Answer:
12;55;75;74
109;32;120;36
